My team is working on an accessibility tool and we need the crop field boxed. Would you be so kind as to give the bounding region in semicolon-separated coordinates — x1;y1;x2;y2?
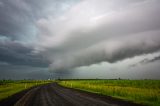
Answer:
59;80;160;106
0;80;53;101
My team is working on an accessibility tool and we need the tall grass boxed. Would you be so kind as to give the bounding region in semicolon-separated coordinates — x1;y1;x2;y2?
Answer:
0;80;53;101
59;80;160;106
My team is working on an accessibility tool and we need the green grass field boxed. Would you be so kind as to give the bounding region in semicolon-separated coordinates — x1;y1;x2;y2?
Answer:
0;80;53;101
59;80;160;106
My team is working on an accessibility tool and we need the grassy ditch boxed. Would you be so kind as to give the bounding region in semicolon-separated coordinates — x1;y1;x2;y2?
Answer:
59;80;160;106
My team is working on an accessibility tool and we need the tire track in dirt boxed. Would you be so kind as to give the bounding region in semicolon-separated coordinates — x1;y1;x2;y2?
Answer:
1;83;146;106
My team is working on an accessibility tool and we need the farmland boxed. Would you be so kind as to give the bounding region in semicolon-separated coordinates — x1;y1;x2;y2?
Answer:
0;79;159;106
0;80;53;101
59;80;160;106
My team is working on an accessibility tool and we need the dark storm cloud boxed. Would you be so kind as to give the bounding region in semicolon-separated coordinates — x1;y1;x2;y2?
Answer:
0;0;77;67
39;0;160;71
0;0;33;40
148;56;160;63
0;0;160;79
0;65;52;80
50;34;160;70
0;0;77;41
130;55;160;67
0;40;49;67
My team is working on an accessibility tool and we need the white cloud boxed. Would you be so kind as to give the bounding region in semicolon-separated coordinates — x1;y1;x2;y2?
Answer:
33;0;160;71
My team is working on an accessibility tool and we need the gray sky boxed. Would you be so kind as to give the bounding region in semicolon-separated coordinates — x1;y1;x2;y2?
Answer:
0;0;160;79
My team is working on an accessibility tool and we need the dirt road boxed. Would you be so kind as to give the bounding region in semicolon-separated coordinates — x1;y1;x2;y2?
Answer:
0;83;145;106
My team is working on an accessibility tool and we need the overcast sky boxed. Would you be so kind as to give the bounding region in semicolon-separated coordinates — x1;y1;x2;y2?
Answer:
0;0;160;79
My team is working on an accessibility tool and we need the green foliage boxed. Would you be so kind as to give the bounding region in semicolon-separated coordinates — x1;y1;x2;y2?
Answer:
0;80;54;101
59;80;160;106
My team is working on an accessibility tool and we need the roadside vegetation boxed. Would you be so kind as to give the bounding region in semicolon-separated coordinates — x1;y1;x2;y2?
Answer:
0;80;53;101
59;79;160;106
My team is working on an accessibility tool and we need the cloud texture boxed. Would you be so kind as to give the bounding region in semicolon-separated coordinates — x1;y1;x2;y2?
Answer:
35;0;160;71
0;0;160;79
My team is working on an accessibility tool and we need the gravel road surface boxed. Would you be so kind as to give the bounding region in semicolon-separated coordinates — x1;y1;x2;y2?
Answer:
0;83;145;106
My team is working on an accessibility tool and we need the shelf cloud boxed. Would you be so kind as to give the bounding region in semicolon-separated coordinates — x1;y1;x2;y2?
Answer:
0;0;160;79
